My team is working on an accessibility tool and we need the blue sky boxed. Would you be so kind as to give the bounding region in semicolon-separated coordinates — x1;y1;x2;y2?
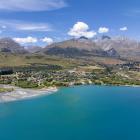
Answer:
0;0;140;46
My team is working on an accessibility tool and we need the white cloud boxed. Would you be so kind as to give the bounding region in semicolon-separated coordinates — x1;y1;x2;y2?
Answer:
68;22;97;38
15;23;51;32
98;27;109;33
41;37;54;45
13;36;38;44
120;26;128;31
0;0;67;12
0;20;52;32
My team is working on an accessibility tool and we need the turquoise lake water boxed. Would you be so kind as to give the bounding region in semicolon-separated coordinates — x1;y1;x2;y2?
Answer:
0;85;140;140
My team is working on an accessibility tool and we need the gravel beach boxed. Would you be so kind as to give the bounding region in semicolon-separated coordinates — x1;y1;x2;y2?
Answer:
0;85;58;103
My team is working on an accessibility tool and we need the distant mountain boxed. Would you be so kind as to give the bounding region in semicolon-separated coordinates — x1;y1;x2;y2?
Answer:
97;36;140;59
101;35;111;40
105;48;120;58
0;36;139;61
41;37;120;58
39;36;140;60
0;38;27;54
25;46;43;53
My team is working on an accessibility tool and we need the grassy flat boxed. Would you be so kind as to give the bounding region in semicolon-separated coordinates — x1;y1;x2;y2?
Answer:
0;88;14;93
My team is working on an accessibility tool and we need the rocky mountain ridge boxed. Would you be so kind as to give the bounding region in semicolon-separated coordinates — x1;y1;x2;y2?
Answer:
0;36;139;61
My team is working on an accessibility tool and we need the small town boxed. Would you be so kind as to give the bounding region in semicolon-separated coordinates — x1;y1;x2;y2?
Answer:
0;61;140;92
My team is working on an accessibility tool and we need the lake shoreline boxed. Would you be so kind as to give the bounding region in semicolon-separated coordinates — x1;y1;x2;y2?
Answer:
0;83;140;103
0;85;58;103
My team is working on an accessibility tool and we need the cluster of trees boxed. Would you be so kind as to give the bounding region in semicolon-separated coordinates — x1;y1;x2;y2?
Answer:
0;69;13;75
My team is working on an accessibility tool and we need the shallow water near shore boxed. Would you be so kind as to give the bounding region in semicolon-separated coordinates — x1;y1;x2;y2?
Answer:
0;85;140;140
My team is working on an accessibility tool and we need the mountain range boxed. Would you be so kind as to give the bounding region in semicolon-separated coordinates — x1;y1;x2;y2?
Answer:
0;36;140;61
41;36;140;60
0;38;27;54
